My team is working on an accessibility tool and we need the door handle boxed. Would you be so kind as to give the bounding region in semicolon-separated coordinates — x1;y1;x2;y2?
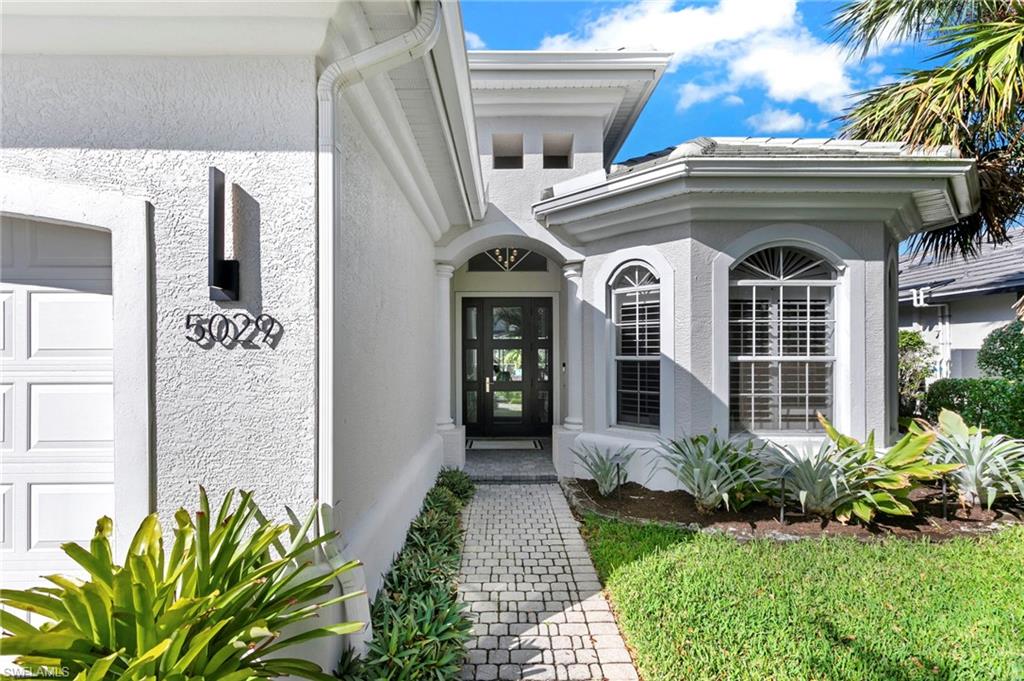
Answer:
485;377;491;393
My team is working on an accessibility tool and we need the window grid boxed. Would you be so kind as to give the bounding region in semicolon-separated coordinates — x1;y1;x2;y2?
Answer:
729;247;837;433
611;265;660;428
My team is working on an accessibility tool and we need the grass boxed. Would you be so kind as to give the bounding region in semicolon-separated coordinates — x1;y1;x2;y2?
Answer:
581;515;1024;681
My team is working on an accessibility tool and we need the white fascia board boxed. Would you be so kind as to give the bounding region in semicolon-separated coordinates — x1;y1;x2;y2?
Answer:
1;1;338;55
426;0;486;221
467;50;673;72
468;50;671;169
534;155;978;237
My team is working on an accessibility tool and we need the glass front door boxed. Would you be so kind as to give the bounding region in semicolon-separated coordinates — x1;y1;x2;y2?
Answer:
462;297;553;437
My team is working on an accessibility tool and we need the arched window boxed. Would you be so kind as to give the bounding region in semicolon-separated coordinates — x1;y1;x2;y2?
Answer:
610;263;661;427
729;246;837;433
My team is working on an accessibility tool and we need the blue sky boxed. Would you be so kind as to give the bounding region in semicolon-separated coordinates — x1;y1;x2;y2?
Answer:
461;0;938;162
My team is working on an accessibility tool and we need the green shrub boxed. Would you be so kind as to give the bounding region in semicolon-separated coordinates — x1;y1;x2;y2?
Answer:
898;329;937;416
763;415;956;523
656;432;765;513
1;488;363;681
978;319;1024;381
339;472;474;680
422;485;464;516
923;409;1024;508
572;442;638;496
924;377;1024;438
435;468;475;504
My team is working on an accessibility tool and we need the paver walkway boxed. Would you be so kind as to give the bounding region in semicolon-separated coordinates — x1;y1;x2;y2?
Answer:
458;484;638;681
464;442;557;483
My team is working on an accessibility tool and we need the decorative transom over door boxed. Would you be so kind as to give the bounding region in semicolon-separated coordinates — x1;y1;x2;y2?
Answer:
462;297;553;437
0;216;115;593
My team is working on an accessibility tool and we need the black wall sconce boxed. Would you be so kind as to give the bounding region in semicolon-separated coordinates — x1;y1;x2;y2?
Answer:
208;166;239;301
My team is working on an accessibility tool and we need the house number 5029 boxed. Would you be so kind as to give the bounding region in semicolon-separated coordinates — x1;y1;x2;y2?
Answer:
185;313;281;347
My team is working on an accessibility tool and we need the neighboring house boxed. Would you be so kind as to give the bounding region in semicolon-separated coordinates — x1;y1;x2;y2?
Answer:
0;0;978;656
899;239;1024;379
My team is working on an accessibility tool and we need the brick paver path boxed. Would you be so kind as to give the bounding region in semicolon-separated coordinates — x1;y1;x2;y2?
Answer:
458;484;638;681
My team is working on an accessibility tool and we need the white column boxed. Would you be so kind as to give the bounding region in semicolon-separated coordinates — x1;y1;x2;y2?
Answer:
435;263;455;430
563;262;584;430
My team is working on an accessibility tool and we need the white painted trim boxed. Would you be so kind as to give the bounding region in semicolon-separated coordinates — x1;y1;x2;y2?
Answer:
1;173;153;554
436;219;583;268
711;225;864;439
453;291;561;430
534;155;980;240
590;247;676;439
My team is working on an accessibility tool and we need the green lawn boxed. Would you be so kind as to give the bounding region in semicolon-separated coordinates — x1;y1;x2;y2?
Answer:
581;515;1024;681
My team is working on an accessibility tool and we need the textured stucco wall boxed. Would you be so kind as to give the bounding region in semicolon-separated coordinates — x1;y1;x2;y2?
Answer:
477;115;605;225
332;94;442;590
1;55;319;519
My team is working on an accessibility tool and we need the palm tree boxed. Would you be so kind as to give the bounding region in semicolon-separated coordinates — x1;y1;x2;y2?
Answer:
832;1;1024;261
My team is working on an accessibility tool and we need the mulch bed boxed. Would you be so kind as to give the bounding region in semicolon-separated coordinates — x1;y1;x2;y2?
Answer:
565;478;1024;541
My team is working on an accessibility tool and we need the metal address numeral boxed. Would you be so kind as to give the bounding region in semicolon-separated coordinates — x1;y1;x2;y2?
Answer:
184;313;280;347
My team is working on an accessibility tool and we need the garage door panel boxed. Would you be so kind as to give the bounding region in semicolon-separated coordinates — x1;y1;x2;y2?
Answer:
0;483;12;550
29;221;112;269
0;290;12;359
29;291;113;358
29;483;114;550
1;216;114;589
29;383;113;451
0;384;11;452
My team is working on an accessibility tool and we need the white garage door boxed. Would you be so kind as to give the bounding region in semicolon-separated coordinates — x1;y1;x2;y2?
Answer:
0;216;115;590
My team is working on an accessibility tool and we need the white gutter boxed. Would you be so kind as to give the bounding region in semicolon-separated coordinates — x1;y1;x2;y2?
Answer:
315;0;442;655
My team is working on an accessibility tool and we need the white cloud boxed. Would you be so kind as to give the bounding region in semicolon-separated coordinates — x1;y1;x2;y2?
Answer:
746;107;808;133
723;94;744;106
729;31;853;113
676;82;734;111
538;0;863;119
465;31;486;50
539;0;797;71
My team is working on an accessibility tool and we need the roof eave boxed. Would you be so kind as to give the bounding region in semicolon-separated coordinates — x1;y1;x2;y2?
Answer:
534;155;979;241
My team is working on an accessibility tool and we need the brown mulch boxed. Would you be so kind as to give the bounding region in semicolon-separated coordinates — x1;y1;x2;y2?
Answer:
566;479;1024;541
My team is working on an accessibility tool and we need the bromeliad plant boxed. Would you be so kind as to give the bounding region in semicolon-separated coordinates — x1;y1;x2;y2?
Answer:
765;414;958;523
0;488;364;681
655;432;765;514
572;443;638;496
920;408;1024;509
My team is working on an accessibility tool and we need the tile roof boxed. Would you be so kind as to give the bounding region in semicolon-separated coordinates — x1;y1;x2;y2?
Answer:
610;136;959;177
898;236;1024;300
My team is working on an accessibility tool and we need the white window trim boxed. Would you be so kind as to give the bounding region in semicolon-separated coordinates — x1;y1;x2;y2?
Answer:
711;225;864;443
591;247;675;440
727;254;840;435
1;173;153;555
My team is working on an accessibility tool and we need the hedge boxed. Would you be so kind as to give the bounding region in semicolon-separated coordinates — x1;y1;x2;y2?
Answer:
336;469;476;680
923;378;1024;438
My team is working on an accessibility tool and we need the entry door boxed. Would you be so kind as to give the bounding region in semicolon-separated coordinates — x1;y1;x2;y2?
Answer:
462;298;553;437
0;216;115;593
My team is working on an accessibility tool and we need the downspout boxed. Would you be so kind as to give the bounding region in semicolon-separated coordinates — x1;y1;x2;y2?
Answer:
911;287;951;380
316;0;442;655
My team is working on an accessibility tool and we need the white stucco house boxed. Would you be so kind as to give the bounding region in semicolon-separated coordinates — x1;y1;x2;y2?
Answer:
0;0;980;636
899;239;1024;380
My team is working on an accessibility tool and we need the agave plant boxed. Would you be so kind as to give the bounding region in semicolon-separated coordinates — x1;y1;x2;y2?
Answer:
655;432;764;514
922;409;1024;509
572;443;638;496
0;488;364;681
765;414;958;523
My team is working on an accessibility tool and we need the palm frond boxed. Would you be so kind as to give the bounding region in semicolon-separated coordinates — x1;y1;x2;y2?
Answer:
831;0;1017;56
842;16;1024;260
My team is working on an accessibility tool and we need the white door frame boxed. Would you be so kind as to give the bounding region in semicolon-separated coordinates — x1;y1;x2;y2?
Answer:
453;291;561;431
1;174;153;553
